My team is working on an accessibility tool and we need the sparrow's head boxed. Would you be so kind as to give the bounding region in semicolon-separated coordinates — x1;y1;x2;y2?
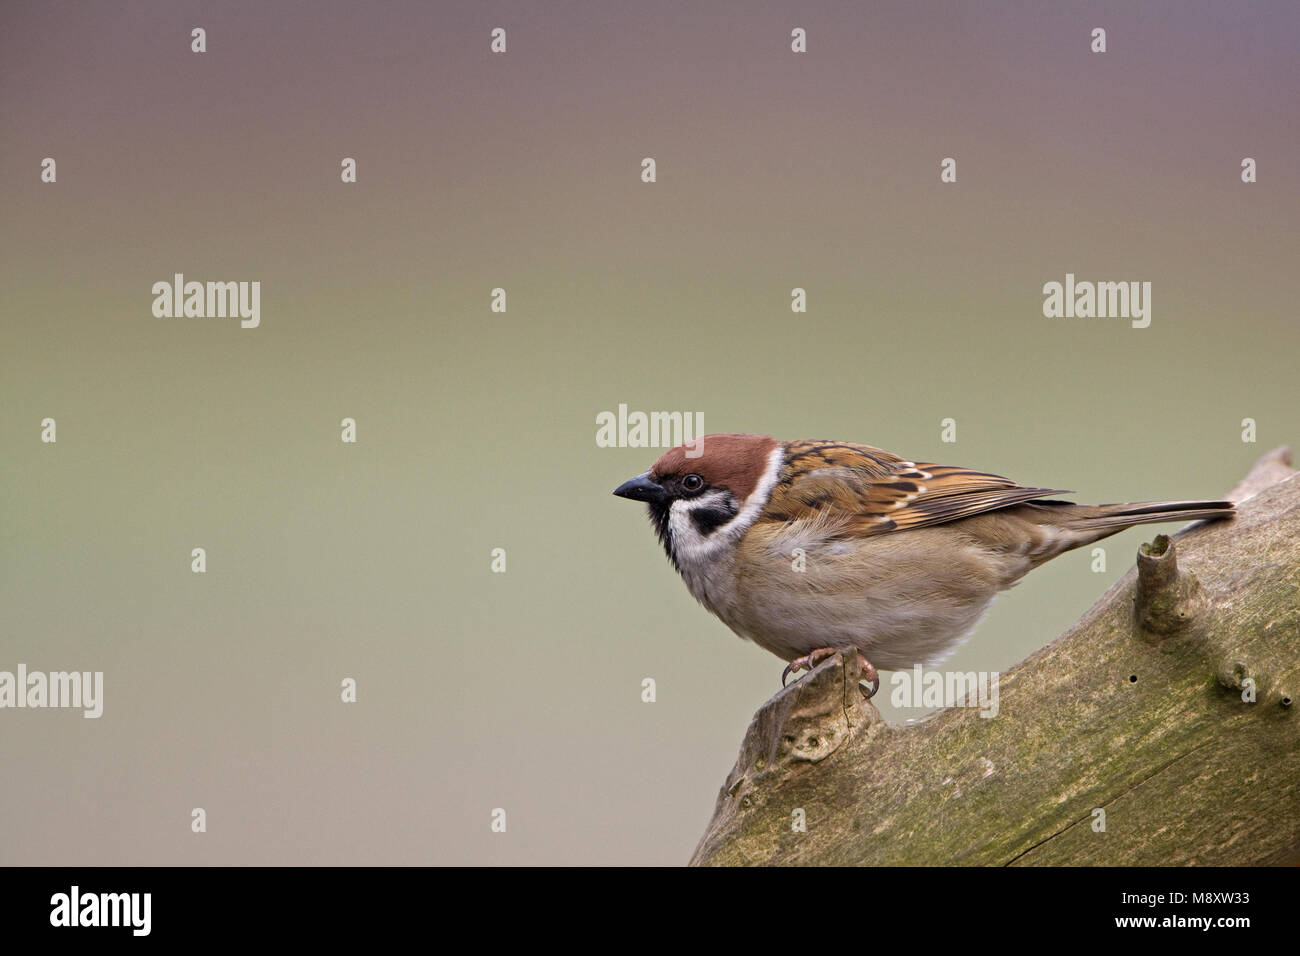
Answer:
613;433;784;570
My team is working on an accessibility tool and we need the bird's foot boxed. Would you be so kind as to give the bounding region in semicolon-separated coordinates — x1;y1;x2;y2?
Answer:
782;648;880;699
780;647;838;687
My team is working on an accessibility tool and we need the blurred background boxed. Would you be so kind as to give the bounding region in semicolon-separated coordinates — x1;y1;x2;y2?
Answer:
2;0;1297;865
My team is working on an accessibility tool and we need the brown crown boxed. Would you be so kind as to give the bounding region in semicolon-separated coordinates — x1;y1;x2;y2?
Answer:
650;433;781;501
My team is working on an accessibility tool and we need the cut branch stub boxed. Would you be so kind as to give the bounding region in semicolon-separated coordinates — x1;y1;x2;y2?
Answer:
1134;534;1207;640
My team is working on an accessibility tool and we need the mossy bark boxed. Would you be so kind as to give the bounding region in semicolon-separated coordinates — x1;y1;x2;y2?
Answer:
690;447;1300;866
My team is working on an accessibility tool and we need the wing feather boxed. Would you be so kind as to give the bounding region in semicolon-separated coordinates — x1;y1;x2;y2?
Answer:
761;440;1071;538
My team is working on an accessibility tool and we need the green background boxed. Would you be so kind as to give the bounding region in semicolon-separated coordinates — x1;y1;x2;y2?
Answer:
2;1;1297;864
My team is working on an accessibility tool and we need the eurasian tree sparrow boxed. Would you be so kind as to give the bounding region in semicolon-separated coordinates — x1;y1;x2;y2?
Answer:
613;434;1234;697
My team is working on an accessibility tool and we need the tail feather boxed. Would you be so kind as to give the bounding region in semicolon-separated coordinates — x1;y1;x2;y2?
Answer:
1032;498;1235;533
1084;499;1235;530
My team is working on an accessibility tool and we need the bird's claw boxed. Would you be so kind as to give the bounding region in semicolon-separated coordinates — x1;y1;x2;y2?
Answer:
782;648;880;700
781;648;836;686
858;672;881;700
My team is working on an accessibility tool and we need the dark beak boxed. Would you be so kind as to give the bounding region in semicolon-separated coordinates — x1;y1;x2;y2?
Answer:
613;472;668;505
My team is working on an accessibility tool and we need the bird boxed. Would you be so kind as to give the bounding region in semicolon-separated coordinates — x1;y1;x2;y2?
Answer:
612;433;1234;697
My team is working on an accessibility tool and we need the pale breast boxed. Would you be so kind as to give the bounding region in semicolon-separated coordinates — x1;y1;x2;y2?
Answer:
718;520;1019;668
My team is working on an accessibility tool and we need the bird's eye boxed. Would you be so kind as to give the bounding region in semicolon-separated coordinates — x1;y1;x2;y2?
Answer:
682;474;705;493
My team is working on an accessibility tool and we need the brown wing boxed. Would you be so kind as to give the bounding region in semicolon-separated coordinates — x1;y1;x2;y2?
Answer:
759;440;1071;537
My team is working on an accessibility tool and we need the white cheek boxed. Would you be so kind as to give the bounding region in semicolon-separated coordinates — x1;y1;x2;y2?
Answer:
667;495;731;563
666;446;787;565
